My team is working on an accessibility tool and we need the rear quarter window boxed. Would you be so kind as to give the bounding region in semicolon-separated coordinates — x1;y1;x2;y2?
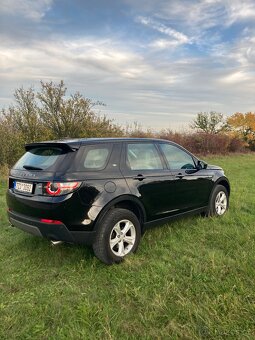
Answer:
74;144;112;171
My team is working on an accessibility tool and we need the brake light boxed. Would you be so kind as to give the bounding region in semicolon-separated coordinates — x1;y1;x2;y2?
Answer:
45;182;80;196
40;219;62;224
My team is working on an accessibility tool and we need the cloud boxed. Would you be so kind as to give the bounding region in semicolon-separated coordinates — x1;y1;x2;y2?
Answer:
1;0;255;130
215;31;255;68
150;39;185;49
137;16;190;47
0;0;53;20
0;36;184;104
1;31;255;129
0;36;198;130
226;0;255;24
220;71;251;84
128;0;255;31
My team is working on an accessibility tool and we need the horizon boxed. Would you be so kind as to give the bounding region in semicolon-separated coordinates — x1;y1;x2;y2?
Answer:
1;0;255;130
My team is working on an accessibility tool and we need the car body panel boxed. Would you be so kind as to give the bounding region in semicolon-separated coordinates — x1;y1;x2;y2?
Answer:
168;168;215;212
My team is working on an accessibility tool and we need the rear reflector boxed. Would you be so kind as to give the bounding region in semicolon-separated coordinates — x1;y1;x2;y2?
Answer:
40;219;62;225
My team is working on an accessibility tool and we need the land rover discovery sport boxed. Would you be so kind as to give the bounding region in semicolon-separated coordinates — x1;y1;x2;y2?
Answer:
6;138;230;264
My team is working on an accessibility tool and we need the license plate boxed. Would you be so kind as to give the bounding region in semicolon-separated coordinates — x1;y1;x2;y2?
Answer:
14;181;33;193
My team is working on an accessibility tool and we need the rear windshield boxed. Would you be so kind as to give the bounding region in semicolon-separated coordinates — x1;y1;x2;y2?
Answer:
14;147;65;171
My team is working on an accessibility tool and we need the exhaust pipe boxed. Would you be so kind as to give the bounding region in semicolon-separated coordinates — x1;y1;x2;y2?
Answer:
51;240;63;246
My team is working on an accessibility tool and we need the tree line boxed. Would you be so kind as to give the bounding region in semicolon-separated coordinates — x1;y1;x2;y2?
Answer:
0;80;254;171
191;111;255;150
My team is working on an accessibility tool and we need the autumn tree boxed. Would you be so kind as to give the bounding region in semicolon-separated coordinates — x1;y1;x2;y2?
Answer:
2;87;45;142
227;112;255;150
37;80;123;139
0;80;123;166
0;114;24;166
3;80;123;140
191;111;225;134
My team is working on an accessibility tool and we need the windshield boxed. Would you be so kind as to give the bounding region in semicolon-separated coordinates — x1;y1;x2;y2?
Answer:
14;147;65;171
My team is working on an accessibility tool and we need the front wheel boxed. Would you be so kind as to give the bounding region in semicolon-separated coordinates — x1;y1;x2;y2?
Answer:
207;185;229;217
93;208;141;265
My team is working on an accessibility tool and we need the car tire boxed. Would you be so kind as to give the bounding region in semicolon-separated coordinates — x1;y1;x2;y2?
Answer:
207;184;229;217
93;208;141;265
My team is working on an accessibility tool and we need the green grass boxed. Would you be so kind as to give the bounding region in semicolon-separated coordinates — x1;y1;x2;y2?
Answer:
1;154;255;339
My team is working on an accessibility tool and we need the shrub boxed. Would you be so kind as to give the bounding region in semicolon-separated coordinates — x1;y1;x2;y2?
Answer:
228;137;246;153
0;163;9;179
158;130;245;155
187;133;230;155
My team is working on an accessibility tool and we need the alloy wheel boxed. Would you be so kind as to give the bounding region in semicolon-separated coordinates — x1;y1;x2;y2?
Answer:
109;219;136;257
215;191;227;215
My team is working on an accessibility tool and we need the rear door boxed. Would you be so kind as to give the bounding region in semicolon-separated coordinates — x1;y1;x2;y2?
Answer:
120;142;177;221
158;142;214;212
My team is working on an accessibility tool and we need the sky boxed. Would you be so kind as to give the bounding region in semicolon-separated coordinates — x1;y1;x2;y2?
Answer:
0;0;255;130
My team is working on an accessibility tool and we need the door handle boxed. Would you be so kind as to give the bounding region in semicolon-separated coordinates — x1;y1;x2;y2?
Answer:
176;173;184;179
133;174;146;181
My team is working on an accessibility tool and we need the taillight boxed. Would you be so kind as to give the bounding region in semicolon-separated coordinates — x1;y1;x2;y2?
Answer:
44;182;81;196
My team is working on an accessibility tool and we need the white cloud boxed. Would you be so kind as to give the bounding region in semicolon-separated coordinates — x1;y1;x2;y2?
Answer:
150;38;190;49
0;0;53;20
1;0;255;129
128;0;255;31
137;16;190;46
0;37;197;129
226;0;255;24
220;71;251;84
221;33;255;68
1;32;255;129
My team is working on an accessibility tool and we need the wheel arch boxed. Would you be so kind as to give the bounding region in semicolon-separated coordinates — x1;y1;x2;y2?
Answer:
206;177;230;209
215;177;230;196
93;195;146;232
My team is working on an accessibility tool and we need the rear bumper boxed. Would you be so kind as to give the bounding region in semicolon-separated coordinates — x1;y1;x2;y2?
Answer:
8;210;96;245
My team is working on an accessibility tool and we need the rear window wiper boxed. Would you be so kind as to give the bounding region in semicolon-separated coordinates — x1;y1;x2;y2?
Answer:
23;165;43;170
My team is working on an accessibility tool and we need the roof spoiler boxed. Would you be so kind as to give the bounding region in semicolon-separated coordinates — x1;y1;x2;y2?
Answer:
25;142;80;152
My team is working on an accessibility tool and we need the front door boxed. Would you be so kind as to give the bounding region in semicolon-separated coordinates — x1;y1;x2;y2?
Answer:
158;142;214;213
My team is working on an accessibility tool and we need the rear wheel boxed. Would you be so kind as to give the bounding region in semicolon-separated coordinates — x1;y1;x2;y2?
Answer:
207;185;229;217
93;208;141;265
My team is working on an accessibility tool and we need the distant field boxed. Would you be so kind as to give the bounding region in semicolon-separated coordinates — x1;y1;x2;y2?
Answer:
0;154;255;339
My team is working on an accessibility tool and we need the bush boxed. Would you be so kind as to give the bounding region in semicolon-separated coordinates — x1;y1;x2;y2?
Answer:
228;137;246;153
0;164;9;179
187;133;230;155
158;129;245;155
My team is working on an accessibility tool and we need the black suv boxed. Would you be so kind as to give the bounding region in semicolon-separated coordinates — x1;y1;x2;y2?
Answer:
6;138;230;264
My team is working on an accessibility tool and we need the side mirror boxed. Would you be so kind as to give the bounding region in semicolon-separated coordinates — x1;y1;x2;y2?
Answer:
197;160;208;170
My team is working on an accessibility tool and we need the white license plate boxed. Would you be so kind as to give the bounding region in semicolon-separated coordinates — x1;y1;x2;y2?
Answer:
14;181;33;193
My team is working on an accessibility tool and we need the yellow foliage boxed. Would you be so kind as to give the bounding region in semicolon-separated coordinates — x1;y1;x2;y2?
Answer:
227;112;255;147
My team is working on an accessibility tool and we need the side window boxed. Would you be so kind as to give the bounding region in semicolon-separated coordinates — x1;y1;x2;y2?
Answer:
127;143;163;170
84;147;109;169
76;144;112;171
160;143;196;170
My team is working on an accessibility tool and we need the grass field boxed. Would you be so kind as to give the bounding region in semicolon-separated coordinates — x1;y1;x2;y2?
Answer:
0;154;255;339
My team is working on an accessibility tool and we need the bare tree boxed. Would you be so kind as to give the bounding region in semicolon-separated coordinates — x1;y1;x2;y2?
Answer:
191;111;225;134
